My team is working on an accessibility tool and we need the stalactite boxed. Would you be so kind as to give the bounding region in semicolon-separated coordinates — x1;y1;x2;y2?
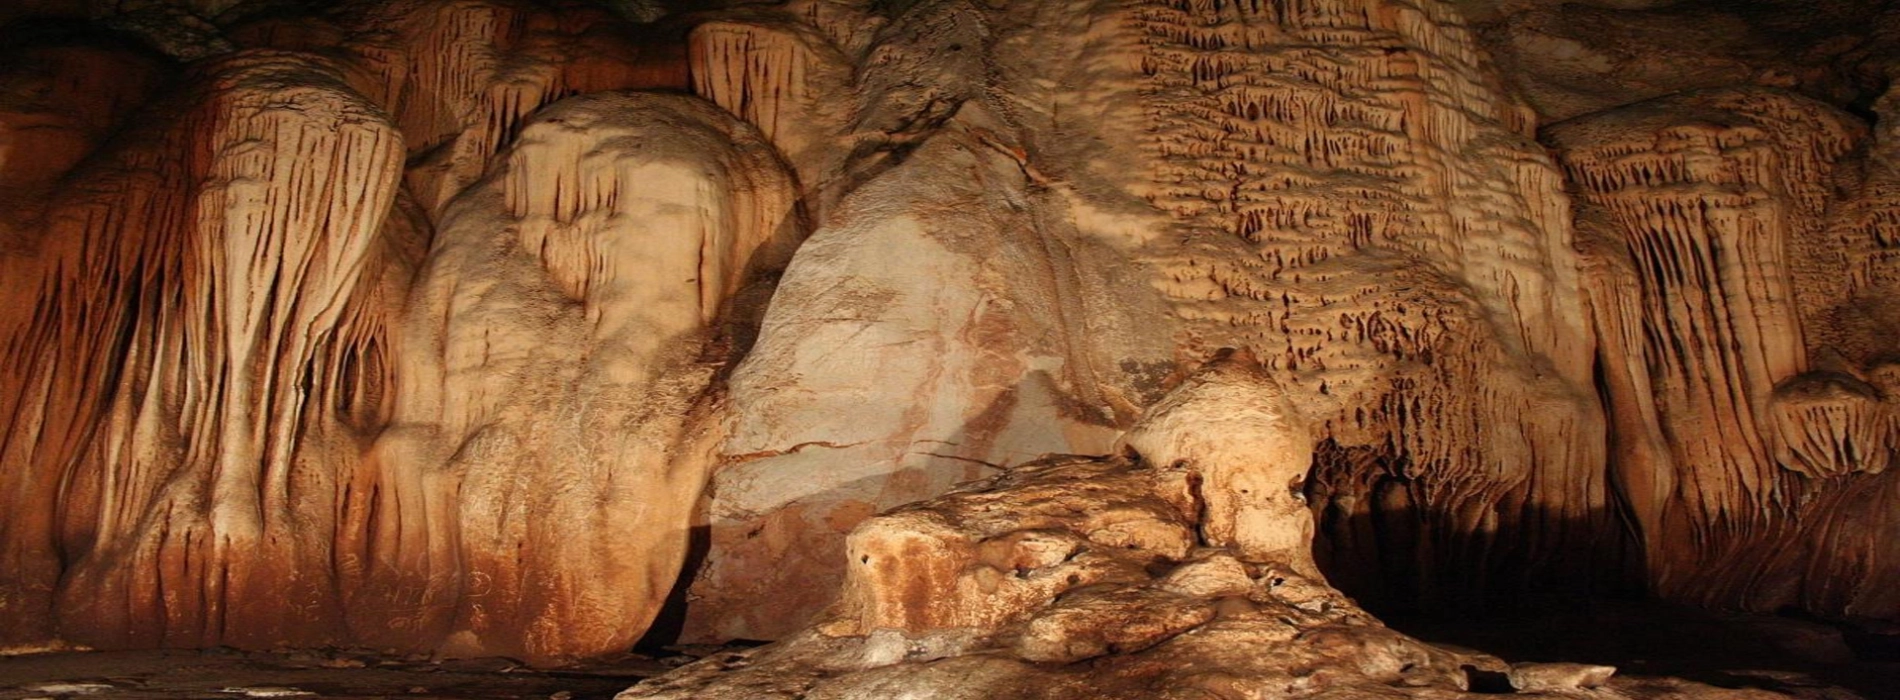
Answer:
0;48;770;665
1558;87;1900;619
2;0;1895;674
1125;0;1611;610
224;0;688;219
686;10;866;219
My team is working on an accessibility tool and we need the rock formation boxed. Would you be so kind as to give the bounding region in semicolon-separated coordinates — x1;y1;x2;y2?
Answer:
0;1;778;664
686;0;1616;638
345;90;799;662
620;356;1609;698
0;49;406;650
0;0;1895;693
1558;85;1900;621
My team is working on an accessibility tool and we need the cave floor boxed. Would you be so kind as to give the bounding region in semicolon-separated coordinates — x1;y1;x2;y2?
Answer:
0;601;1894;700
0;647;681;700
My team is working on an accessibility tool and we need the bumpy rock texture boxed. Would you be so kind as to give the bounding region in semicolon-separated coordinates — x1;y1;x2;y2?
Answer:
0;0;1896;691
623;356;1492;698
621;356;1631;698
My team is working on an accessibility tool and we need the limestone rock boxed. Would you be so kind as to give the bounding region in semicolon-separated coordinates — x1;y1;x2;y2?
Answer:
687;89;1175;642
831;457;1196;638
1556;86;1900;619
353;91;799;663
222;0;690;216
1507;662;1617;693
1158;551;1255;598
687;7;861;214
2;0;1900;685
688;0;1617;639
619;365;1486;698
1013;584;1216;664
1120;349;1318;577
0;49;406;651
1770;371;1896;478
0;38;794;660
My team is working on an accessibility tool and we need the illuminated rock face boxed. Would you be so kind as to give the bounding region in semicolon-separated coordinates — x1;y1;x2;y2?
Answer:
618;356;1518;698
687;0;1613;638
0;0;1897;672
0;3;768;664
346;91;798;662
0;50;407;651
1557;87;1900;620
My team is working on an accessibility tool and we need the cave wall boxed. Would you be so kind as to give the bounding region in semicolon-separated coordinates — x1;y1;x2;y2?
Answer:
680;0;1626;638
0;0;742;664
0;0;1897;661
1558;86;1900;620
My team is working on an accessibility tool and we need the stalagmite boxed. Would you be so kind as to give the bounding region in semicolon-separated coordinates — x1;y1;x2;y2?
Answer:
1118;349;1318;577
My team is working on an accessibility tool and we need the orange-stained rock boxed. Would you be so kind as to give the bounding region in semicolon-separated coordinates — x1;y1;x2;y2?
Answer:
0;49;406;651
1557;86;1900;619
832;457;1194;637
3;0;1900;677
224;0;689;217
0;48;795;661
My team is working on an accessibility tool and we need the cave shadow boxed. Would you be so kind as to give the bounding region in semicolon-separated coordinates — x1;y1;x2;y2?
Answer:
1313;501;1895;699
632;522;710;653
1384;596;1900;699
